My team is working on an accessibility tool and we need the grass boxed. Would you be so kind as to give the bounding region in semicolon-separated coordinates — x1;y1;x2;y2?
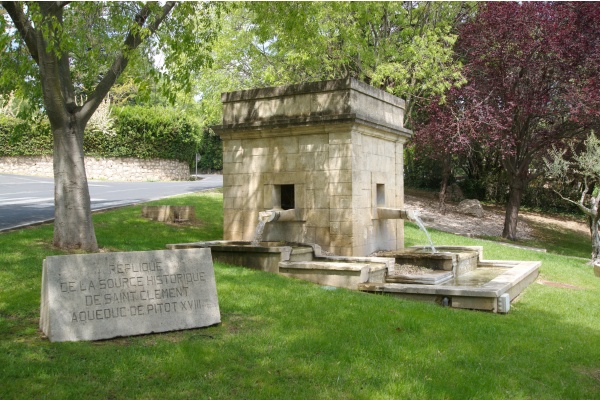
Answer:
517;218;592;260
1;190;599;399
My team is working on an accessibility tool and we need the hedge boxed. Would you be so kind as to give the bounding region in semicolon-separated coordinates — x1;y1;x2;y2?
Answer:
196;129;223;172
86;106;202;165
0;106;203;167
0;115;53;155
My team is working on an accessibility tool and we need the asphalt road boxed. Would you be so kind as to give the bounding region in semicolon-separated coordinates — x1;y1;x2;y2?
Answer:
0;174;223;231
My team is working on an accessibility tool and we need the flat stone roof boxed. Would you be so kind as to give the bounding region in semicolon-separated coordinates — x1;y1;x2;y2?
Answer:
215;78;412;138
221;78;406;108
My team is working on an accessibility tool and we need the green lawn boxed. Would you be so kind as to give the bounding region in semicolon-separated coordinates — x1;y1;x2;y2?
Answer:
1;190;599;399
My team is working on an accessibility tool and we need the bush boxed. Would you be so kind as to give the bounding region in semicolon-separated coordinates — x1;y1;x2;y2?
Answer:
521;177;582;215
403;145;444;190
196;129;222;172
0;115;52;156
0;106;204;167
404;143;580;216
86;106;202;166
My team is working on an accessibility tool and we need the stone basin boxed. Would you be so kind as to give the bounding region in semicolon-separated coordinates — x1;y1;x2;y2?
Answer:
167;240;392;290
377;246;482;275
166;242;540;313
167;241;314;273
358;246;541;313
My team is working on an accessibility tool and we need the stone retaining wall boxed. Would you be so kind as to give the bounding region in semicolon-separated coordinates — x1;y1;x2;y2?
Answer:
0;156;190;181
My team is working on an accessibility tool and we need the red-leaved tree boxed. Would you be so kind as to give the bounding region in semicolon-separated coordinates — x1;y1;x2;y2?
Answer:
415;86;509;213
416;2;600;240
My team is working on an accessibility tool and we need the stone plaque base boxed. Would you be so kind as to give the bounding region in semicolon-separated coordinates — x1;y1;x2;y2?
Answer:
40;248;220;342
142;206;196;222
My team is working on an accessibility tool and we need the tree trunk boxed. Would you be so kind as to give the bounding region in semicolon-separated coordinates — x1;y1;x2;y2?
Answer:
52;118;98;252
591;217;600;263
4;1;176;253
438;155;451;214
502;176;526;241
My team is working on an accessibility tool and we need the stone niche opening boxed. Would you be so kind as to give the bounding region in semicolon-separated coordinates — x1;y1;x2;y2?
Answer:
376;184;386;207
278;184;295;210
214;78;413;257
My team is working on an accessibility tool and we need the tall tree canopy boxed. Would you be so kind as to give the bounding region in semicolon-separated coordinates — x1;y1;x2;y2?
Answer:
416;2;600;240
196;1;473;127
1;1;219;251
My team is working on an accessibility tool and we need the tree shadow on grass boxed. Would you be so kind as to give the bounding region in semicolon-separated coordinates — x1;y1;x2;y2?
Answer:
2;263;598;399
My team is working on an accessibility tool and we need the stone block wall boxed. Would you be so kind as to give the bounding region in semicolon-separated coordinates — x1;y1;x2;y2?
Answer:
0;155;190;181
216;78;412;257
221;125;345;249
220;123;406;256
350;127;405;256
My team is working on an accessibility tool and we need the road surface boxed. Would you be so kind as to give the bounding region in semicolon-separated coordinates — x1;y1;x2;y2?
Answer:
0;174;223;231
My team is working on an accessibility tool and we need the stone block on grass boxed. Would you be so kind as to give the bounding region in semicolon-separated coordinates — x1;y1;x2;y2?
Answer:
40;248;220;342
142;205;195;222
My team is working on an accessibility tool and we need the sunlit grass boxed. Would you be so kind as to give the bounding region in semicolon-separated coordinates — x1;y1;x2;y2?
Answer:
0;191;599;399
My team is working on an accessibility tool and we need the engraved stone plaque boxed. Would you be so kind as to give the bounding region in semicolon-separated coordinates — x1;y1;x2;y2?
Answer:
40;248;220;342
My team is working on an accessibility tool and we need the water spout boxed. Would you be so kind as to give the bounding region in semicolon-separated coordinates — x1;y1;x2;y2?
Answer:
252;209;296;246
377;207;422;220
258;210;279;223
377;207;436;253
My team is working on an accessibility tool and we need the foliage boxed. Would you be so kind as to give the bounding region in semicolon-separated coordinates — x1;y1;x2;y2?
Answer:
0;91;20;117
1;193;600;399
403;144;445;190
1;2;220;111
85;105;201;165
545;134;600;189
196;129;223;172
0;114;52;156
195;2;474;127
544;133;600;262
415;2;600;239
84;97;116;137
0;106;204;165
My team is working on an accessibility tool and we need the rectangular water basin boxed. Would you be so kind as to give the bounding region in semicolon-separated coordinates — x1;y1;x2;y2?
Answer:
167;241;314;273
359;255;540;313
377;246;482;275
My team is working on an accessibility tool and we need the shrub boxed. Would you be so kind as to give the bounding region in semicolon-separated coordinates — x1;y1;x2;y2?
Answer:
0;115;52;156
87;105;202;165
196;129;223;172
403;145;444;190
0;106;204;167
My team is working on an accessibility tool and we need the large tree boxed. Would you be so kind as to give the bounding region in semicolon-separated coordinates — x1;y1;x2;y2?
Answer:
1;2;218;251
413;86;503;213
417;2;600;240
195;1;473;128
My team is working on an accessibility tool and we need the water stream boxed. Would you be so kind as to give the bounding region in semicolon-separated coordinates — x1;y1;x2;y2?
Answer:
251;216;269;246
411;212;437;254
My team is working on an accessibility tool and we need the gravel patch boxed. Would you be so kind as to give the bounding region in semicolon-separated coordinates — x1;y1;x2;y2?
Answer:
390;264;437;276
404;194;534;240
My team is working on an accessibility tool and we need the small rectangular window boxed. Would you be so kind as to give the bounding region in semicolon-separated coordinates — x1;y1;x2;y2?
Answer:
280;184;295;210
376;184;385;206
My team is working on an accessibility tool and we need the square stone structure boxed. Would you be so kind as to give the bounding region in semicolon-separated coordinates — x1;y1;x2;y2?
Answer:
214;78;412;257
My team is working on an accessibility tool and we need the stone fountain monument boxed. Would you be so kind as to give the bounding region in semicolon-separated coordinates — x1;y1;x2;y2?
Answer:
169;78;540;314
214;78;412;256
